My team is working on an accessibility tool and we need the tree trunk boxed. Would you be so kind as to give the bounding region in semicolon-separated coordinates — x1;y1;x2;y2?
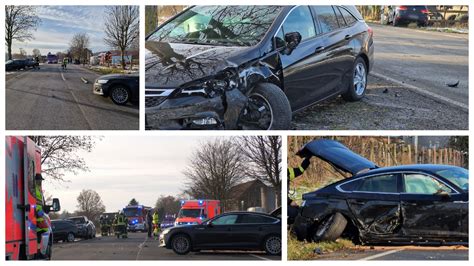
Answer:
7;40;12;60
121;49;126;70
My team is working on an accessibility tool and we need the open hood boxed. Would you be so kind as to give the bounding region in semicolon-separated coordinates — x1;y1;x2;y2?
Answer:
297;139;378;176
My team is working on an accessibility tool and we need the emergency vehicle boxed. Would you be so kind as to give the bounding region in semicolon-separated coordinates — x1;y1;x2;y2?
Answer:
175;200;221;226
123;205;151;232
6;137;60;260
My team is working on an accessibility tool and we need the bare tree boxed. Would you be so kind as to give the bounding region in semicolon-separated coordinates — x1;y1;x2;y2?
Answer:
32;48;41;57
104;6;139;70
69;32;90;64
155;195;181;220
5;5;41;60
237;136;282;206
30;136;99;182
76;189;106;225
128;198;139;206
183;138;245;210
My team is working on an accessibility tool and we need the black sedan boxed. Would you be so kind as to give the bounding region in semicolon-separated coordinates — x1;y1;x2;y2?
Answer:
66;216;96;239
160;212;281;255
93;74;139;105
51;220;78;242
384;6;429;26
5;59;27;71
291;139;469;245
145;5;374;130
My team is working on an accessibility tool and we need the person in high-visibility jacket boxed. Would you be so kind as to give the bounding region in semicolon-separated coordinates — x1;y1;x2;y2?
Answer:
287;156;311;223
152;211;159;239
34;174;49;240
113;211;128;238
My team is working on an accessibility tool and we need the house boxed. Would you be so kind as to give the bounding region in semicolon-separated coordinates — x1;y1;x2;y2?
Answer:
228;180;277;213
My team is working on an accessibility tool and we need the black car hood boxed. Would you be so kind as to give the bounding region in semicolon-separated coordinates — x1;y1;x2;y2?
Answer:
145;41;251;88
99;73;138;79
297;139;378;176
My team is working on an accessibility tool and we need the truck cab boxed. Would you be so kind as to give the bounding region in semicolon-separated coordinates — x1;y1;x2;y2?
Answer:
175;200;221;226
6;137;60;260
123;205;151;232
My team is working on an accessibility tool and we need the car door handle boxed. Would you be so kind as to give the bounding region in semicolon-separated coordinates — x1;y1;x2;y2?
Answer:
405;202;417;206
315;46;325;53
345;34;352;40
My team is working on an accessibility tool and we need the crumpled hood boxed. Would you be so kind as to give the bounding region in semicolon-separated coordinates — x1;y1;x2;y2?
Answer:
145;41;249;88
297;139;378;176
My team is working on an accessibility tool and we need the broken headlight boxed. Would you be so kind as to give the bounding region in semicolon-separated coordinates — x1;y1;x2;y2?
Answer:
179;71;238;97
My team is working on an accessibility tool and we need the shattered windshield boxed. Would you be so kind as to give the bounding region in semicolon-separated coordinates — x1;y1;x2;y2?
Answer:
436;168;469;191
148;6;283;47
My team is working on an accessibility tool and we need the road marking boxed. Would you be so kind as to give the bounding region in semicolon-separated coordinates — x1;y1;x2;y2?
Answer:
359;249;403;261
248;254;272;260
370;71;468;111
135;235;149;260
60;70;66;81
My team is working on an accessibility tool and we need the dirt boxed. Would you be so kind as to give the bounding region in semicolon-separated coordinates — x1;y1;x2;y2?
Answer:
292;75;468;130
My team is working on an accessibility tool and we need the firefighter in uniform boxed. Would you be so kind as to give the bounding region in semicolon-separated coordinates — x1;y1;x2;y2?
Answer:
152;211;159;240
34;174;48;241
287;156;311;224
113;211;128;238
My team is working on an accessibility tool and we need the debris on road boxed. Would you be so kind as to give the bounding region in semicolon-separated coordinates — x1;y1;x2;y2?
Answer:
81;77;89;84
447;80;460;88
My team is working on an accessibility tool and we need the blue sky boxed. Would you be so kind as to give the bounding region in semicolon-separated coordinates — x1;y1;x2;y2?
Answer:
12;6;111;55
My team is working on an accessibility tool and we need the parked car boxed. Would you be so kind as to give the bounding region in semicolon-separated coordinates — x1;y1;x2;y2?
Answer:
145;5;374;130
291;139;469;245
93;74;139;105
66;216;96;239
160;212;281;255
5;59;27;71
385;5;429;26
51;220;78;243
25;58;39;68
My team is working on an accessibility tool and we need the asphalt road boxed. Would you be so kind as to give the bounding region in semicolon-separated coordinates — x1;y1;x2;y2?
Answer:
52;232;280;260
5;64;139;130
371;23;468;108
315;246;468;260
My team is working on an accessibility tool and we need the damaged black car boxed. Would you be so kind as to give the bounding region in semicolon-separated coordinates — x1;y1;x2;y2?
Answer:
291;139;469;245
145;5;374;130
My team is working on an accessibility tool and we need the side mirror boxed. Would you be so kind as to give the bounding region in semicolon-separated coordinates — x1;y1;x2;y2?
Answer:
52;198;61;212
435;190;450;198
206;222;213;227
284;32;302;55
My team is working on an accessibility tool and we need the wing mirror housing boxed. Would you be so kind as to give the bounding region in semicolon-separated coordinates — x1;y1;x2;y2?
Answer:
45;198;61;214
284;32;302;55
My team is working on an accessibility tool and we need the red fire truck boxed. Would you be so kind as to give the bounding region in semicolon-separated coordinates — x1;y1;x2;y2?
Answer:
6;137;61;260
123;205;151;232
175;200;221;226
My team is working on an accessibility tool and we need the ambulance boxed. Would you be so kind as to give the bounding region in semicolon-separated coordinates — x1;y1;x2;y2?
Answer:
174;200;220;226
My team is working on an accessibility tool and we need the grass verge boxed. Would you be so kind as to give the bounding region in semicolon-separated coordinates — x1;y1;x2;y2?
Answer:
288;234;354;260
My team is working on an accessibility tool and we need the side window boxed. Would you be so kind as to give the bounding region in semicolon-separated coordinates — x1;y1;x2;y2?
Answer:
312;6;340;33
238;214;277;224
356;174;398;193
339;179;361;191
334;7;347;27
280;6;316;42
212;214;238;225
338;6;358;26
404;174;453;194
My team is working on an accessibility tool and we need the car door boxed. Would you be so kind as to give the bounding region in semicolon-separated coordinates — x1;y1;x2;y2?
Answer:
345;173;402;235
276;6;329;110
400;173;466;239
192;214;238;249
232;214;279;248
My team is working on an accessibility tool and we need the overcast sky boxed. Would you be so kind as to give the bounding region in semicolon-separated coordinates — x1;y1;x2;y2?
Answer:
43;136;220;213
11;6;111;55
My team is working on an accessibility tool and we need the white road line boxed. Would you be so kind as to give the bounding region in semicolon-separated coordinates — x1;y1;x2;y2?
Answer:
370;71;468;111
60;71;66;81
135;235;149;260
359;249;403;261
248;253;272;261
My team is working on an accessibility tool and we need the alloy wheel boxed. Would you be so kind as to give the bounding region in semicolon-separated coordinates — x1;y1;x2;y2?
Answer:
353;62;367;96
173;235;190;254
241;93;273;130
111;87;129;104
265;236;281;255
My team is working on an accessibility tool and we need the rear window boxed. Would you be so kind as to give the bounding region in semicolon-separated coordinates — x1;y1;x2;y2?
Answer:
356;174;398;193
312;6;339;34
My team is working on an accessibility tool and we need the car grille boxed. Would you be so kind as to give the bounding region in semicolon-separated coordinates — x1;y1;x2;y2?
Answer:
145;88;174;108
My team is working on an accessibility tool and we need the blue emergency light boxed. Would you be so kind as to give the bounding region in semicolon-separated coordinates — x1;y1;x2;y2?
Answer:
198;200;203;205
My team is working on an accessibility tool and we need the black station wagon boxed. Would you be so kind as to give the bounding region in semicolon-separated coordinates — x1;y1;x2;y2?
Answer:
291;139;468;245
145;5;374;130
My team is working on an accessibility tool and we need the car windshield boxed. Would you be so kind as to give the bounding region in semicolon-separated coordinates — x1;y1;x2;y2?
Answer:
148;6;283;47
6;60;13;64
123;208;141;217
436;168;469;191
178;208;202;218
68;217;85;224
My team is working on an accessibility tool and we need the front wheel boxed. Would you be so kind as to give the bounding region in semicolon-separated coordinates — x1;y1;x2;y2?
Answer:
342;57;368;102
239;83;292;130
110;86;130;105
171;234;192;255
312;213;347;242
263;235;281;255
67;232;75;242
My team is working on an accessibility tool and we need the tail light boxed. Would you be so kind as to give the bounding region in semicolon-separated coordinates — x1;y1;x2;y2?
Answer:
421;9;429;14
368;27;373;37
397;6;408;11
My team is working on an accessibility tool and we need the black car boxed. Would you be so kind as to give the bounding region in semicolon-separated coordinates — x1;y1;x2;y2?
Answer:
291;139;469;245
384;6;429;26
160;212;281;255
5;59;27;71
51;220;78;243
93;74;139;105
145;5;374;130
66;216;96;239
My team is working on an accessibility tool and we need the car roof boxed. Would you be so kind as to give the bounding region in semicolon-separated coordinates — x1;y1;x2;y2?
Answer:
356;164;462;177
218;211;279;218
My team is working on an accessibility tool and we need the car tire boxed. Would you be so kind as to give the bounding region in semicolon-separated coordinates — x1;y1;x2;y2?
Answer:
244;83;292;130
110;85;130;105
67;232;75;242
393;17;399;26
342;57;368;102
171;234;192;255
313;213;347;242
263;234;281;255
